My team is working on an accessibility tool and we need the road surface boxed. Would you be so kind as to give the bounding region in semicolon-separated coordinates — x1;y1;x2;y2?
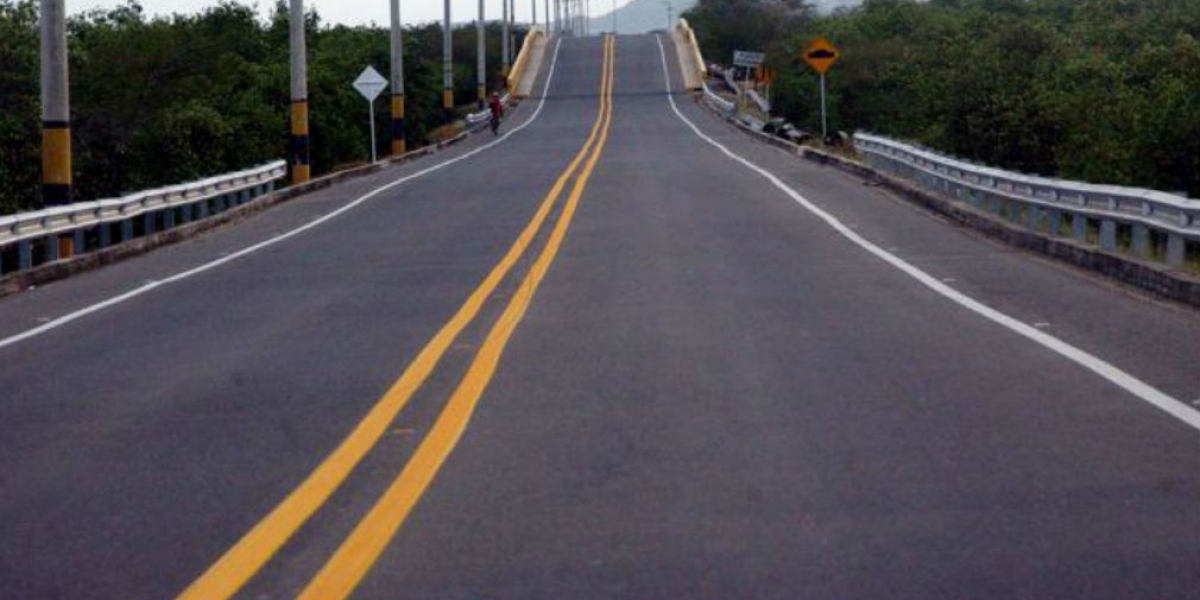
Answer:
1;34;1197;599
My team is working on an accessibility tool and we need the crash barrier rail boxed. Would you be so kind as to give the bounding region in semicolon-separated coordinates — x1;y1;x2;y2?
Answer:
856;132;1200;267
0;161;286;276
748;90;770;113
466;93;513;127
723;69;741;96
701;81;736;114
507;25;545;95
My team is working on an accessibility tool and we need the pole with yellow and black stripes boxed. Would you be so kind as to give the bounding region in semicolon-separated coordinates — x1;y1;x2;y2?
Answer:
40;0;71;208
390;0;406;155
443;0;454;120
289;0;311;184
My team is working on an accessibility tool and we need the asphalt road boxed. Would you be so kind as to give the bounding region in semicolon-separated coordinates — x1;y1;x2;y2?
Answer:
1;34;1198;599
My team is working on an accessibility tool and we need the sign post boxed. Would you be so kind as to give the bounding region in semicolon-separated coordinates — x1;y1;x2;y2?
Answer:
733;50;764;114
802;36;841;141
353;66;389;163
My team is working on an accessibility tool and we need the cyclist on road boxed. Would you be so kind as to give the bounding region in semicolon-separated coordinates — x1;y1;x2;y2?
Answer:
488;92;504;135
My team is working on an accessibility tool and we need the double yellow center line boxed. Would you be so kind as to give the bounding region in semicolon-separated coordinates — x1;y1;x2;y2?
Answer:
179;34;616;600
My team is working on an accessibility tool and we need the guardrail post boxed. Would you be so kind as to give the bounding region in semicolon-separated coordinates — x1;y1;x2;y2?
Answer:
182;204;194;224
1167;235;1186;268
1025;205;1040;230
1132;224;1150;258
1073;214;1088;242
18;241;32;270
163;207;176;230
1099;220;1117;251
73;229;85;255
144;212;156;235
99;223;112;248
1047;209;1062;236
121;219;134;242
45;235;60;262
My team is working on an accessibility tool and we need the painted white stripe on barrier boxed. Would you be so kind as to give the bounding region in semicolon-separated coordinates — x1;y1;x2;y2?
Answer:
0;39;566;352
655;35;1200;433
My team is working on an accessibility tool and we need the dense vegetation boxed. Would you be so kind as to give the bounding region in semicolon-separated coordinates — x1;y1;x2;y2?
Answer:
0;0;521;214
684;0;1200;197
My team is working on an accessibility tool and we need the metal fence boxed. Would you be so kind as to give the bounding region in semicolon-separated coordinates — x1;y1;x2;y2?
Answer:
856;133;1200;267
0;161;286;276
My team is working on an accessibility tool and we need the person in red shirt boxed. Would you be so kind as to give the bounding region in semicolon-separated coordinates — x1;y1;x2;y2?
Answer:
488;92;504;135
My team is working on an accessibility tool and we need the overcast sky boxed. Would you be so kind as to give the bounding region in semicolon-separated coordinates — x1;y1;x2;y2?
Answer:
65;0;637;27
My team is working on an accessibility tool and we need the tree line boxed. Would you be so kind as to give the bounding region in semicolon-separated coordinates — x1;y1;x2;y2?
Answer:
683;0;1200;198
0;0;523;215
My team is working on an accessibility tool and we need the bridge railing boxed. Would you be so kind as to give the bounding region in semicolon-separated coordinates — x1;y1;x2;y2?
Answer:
856;133;1200;267
0;160;286;276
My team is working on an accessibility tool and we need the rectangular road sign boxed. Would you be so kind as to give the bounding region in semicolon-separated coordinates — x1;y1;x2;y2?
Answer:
733;51;765;68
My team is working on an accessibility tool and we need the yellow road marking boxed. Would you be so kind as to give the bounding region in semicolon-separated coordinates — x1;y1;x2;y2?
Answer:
177;38;616;600
296;34;617;600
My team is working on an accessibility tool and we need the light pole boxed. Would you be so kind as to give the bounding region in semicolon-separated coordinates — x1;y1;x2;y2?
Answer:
40;0;71;208
502;0;510;76
477;0;486;106
443;0;453;118
289;0;309;184
389;0;405;155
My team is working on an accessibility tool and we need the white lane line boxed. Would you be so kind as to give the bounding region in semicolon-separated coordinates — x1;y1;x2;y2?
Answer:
0;40;567;352
654;35;1200;433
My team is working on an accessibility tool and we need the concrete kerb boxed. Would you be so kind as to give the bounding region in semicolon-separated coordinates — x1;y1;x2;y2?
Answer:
0;118;492;300
695;94;1200;310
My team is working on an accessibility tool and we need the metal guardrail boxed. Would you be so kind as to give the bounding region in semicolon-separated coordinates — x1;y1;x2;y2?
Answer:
466;93;513;127
702;83;736;114
856;132;1200;266
0;160;286;276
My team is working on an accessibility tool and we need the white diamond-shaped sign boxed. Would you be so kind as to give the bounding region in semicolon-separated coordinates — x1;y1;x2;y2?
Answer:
353;66;389;101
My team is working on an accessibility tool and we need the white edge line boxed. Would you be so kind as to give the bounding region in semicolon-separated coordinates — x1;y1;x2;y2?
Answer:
654;35;1200;433
0;39;567;352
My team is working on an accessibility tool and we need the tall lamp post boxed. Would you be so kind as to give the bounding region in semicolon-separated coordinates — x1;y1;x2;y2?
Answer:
289;0;310;184
40;0;71;208
443;0;454;118
389;0;406;155
477;0;487;106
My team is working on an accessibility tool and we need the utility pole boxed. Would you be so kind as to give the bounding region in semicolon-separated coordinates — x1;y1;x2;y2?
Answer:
477;0;486;106
545;0;550;31
532;0;537;27
502;0;510;76
663;1;673;30
289;0;310;184
389;0;405;155
612;0;616;34
40;0;71;208
443;0;453;118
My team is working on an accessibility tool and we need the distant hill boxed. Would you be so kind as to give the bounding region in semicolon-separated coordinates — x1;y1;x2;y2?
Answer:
588;0;861;35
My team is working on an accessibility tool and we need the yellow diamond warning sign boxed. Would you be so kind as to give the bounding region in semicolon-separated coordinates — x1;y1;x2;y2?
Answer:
803;37;841;75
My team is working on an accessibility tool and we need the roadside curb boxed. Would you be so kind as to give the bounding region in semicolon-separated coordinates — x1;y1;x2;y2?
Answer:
697;95;1200;311
0;118;491;300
